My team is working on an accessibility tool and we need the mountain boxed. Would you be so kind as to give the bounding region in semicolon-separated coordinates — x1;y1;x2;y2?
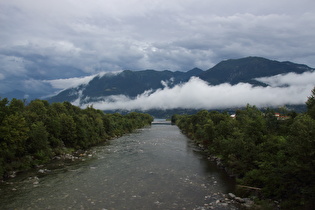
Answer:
48;57;314;106
49;68;204;104
1;90;27;100
199;56;312;85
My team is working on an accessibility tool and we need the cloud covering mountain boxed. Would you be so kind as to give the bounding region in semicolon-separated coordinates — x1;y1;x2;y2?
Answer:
81;71;315;111
1;0;315;99
45;57;313;111
43;72;123;90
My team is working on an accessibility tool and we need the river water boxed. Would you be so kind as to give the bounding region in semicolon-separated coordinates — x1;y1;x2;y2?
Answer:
0;122;238;209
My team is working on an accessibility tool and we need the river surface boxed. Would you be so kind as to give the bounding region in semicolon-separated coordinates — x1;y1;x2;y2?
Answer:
0;122;238;209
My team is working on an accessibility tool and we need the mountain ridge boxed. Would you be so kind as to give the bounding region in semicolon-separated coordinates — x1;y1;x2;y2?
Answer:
46;56;313;106
48;68;204;103
199;56;312;85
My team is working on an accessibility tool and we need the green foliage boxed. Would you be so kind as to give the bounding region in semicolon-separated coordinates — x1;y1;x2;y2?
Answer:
285;114;315;206
0;98;153;179
306;86;315;119
59;113;77;148
0;98;10;123
174;102;315;208
0;113;29;177
28;122;51;157
0;114;29;158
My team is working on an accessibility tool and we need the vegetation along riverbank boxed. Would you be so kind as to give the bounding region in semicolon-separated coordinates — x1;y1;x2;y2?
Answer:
0;98;153;180
172;87;315;209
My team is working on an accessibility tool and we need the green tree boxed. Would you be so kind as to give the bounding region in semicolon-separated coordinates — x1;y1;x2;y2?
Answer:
204;119;215;143
45;109;63;149
0;97;9;123
51;102;67;115
209;111;230;125
287;114;315;163
0;114;29;159
8;98;25;115
264;108;279;133
306;86;315;119
0;114;29;175
25;99;48;123
0;98;153;179
59;113;77;148
27;121;51;164
284;114;315;207
236;105;267;144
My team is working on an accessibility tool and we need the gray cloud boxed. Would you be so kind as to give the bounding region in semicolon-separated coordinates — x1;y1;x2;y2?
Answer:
1;0;315;97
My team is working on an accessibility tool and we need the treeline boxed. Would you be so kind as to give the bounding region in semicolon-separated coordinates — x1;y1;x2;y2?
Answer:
0;98;153;179
173;88;315;209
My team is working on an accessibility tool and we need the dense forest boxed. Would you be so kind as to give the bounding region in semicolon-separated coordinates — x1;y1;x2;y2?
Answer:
172;87;315;209
0;98;153;179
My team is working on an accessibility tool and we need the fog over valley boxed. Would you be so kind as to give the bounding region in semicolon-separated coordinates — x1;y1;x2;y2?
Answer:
67;71;314;110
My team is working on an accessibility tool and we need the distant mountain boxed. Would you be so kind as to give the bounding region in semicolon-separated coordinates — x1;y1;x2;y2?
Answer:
1;90;28;100
48;57;314;106
199;56;313;85
48;68;204;104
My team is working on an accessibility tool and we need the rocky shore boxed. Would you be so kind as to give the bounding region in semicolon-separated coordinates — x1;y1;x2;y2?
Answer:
195;145;257;209
194;192;255;209
2;149;96;181
0;149;97;195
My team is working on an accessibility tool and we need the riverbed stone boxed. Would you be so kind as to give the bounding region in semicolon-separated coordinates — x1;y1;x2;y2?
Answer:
221;203;228;207
38;169;45;173
228;193;236;199
235;196;245;203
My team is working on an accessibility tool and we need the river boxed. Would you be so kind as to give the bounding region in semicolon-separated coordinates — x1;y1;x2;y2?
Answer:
0;122;238;209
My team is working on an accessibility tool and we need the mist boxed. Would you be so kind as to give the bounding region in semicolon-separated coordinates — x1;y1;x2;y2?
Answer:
84;71;315;111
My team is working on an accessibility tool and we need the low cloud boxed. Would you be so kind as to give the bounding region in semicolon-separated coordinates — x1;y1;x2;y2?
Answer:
43;71;122;90
255;71;315;87
44;75;97;90
85;72;315;111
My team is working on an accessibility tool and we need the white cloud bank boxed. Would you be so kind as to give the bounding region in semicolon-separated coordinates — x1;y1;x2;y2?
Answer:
85;71;315;111
44;75;96;90
255;71;315;87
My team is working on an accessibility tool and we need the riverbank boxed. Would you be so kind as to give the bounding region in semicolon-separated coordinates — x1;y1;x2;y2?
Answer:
173;108;315;209
192;144;260;209
2;149;93;180
1;129;145;182
0;98;153;180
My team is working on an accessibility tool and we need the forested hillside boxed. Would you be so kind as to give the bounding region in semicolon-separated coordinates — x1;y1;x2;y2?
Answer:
199;56;313;85
0;98;153;179
173;87;315;209
48;68;203;104
48;57;314;106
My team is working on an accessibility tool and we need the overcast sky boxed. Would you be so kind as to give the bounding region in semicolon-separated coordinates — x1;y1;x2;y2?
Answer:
1;0;315;104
